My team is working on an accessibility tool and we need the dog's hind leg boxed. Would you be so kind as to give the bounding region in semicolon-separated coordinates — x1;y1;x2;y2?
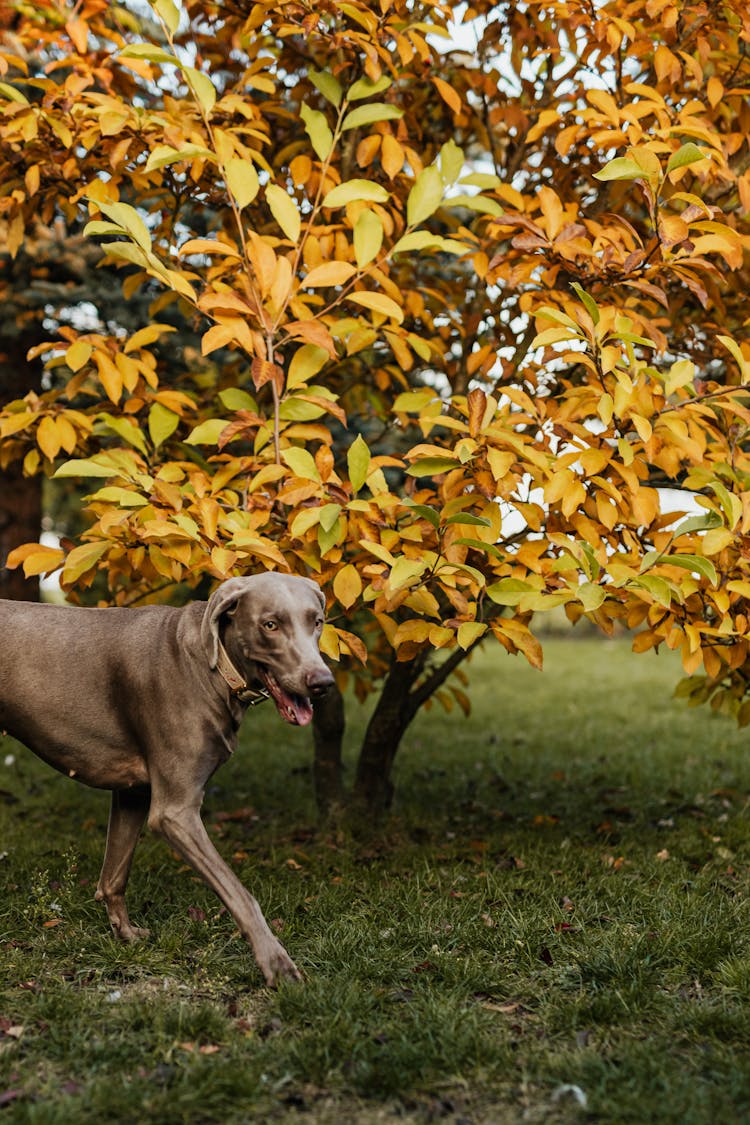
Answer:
95;787;151;942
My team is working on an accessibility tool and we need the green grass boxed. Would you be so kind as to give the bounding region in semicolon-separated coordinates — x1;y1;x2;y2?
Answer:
2;636;750;1123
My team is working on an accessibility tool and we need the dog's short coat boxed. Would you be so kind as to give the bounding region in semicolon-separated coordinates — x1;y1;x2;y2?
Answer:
0;573;333;985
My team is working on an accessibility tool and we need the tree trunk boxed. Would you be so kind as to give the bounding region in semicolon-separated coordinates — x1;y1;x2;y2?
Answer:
0;334;43;601
353;653;425;814
312;680;345;817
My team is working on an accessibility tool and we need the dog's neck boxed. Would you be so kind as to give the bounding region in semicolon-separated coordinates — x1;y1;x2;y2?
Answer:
216;624;269;706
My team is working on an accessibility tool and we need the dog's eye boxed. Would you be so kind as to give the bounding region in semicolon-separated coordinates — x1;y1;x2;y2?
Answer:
262;620;278;632
315;617;324;629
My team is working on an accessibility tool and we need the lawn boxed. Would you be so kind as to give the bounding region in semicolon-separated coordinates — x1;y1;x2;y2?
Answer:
2;636;750;1123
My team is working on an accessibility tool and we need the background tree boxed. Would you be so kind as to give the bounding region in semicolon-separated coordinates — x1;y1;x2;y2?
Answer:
1;0;750;812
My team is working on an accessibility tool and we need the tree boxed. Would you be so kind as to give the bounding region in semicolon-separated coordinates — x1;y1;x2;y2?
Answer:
2;0;750;812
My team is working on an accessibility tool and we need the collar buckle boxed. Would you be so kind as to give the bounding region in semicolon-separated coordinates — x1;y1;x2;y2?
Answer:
216;640;270;707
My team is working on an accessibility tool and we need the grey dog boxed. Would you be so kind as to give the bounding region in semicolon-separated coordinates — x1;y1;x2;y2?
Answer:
0;573;334;985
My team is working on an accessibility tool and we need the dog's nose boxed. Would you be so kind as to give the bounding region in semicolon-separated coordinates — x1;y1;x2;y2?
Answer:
306;668;334;697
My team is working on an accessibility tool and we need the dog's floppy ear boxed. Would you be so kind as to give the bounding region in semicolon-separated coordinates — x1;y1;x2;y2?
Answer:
305;577;326;613
201;577;254;668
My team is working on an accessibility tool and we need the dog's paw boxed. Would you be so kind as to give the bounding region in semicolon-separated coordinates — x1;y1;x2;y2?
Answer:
260;942;303;987
118;924;151;943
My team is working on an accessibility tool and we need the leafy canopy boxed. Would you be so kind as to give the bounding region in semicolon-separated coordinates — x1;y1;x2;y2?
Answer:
2;0;750;718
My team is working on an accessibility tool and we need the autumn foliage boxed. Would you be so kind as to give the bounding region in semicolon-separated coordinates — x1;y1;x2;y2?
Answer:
2;0;750;800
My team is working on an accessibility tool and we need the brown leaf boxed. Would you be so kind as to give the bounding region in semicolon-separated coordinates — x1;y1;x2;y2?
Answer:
250;358;284;393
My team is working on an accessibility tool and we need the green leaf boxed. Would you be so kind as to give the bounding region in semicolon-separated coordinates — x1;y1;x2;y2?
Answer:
282;446;320;481
631;575;674;609
266;184;301;242
407;165;443;226
348;75;391;101
341;103;403;131
391;231;444;255
219;388;257;411
119;44;179;65
459;172;502;190
717;334;750;381
354;209;384;268
457;621;487;649
389;557;426;591
394;389;438;411
671;510;723;537
0;82;29;104
99;413;148;455
184;67;216;114
88;486;149;508
98;242;148;267
405;502;440;529
405;457;460;477
577;581;606;612
444;513;491;527
152;0;180;34
570;282;600;325
659;553;717;585
53;458;116;479
148;403;179;448
439;140;464;184
96;201;152;252
83;220;127;239
593;157;647;182
444;194;504;217
309;70;342;108
347;434;371;493
486;578;536;606
301;104;334;162
225;157;260;209
666;142;710;174
185;418;230;445
319;503;342;533
322;180;389;208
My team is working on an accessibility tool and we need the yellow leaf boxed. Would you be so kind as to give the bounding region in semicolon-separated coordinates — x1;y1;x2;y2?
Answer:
319;623;341;660
9;544;65;577
431;75;461;115
225;157;259;210
348;291;403;322
62;541;109;585
333;564;362;609
36;416;61;461
303;261;356;288
266;184;301;243
94;351;123;403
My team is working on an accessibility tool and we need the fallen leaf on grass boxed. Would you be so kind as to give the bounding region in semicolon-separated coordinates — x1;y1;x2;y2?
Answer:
477;998;532;1016
215;806;256;822
0;1089;25;1107
42;919;63;928
656;849;670;862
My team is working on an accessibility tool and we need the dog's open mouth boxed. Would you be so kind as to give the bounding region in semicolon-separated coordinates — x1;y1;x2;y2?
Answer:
259;668;313;727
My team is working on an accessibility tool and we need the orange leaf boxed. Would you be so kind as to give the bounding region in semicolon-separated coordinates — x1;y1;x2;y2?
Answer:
250;358;284;392
432;76;462;115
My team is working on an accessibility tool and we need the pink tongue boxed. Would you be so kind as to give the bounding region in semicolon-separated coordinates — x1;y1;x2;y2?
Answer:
262;671;313;726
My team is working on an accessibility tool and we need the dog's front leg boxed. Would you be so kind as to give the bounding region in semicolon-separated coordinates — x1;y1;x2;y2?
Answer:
95;787;151;942
148;794;301;987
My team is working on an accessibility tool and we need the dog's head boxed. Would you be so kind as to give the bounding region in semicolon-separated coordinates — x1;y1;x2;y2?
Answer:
201;574;333;726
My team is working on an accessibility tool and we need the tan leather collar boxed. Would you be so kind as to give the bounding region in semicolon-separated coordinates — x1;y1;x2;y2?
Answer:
216;640;269;706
